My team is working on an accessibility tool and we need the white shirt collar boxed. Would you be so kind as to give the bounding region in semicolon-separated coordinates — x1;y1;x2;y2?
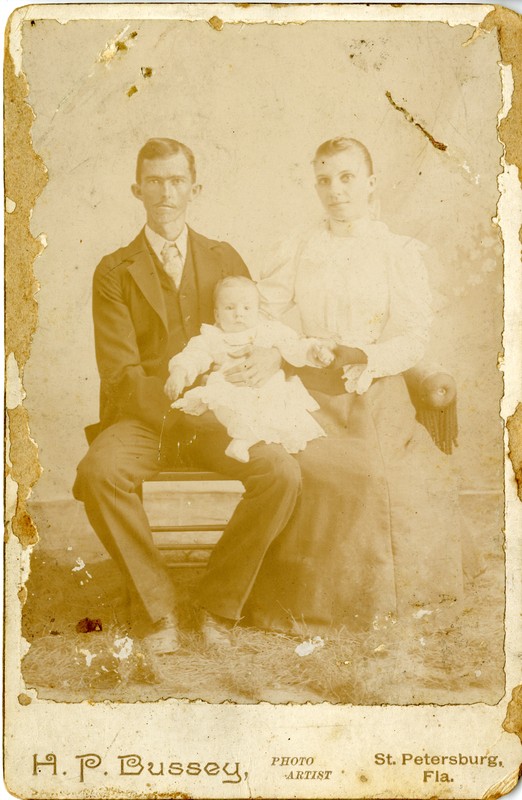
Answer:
145;224;188;264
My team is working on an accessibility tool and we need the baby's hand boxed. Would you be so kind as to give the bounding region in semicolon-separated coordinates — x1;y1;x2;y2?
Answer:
309;340;336;368
164;367;187;402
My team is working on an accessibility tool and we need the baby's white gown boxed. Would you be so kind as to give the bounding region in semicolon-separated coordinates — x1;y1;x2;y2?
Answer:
170;321;326;455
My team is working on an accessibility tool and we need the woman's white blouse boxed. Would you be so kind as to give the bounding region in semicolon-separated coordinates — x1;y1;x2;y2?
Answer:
257;219;434;394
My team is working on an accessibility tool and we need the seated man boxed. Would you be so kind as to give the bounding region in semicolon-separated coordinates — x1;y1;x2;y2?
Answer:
73;138;301;654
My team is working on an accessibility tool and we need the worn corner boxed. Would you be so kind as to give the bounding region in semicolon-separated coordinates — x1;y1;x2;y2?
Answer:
479;6;522;170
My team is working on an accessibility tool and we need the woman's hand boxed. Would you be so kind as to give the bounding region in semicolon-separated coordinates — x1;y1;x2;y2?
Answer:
223;346;282;388
164;366;187;402
420;372;457;409
329;345;368;370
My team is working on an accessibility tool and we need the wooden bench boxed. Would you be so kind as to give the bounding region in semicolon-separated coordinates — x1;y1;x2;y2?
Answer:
142;470;244;567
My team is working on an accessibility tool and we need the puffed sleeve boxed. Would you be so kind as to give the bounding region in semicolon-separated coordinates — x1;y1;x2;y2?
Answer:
256;233;303;319
345;237;434;394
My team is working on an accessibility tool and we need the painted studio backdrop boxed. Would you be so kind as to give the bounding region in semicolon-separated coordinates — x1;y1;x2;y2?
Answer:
23;19;503;510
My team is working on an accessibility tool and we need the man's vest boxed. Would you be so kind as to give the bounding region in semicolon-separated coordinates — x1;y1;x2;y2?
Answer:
147;237;202;367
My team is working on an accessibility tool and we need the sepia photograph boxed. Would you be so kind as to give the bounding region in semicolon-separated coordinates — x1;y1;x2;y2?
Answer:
4;3;521;798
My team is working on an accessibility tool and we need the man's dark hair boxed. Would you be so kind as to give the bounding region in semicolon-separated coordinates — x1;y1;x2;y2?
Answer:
136;138;197;183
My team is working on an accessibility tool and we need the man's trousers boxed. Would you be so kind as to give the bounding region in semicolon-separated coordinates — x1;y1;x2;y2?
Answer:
73;417;301;623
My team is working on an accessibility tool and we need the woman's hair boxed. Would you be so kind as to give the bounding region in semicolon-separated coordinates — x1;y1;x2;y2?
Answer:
313;137;374;176
213;276;259;306
135;138;197;183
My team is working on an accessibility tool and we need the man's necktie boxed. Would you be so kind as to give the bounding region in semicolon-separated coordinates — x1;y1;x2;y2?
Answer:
160;241;184;289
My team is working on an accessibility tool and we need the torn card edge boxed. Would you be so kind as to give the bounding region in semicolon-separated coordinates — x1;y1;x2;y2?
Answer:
2;3;521;772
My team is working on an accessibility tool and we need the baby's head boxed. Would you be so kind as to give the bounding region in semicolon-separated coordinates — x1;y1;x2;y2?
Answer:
214;276;260;333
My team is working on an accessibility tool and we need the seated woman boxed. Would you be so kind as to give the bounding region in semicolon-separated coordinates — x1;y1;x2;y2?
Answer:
244;136;476;635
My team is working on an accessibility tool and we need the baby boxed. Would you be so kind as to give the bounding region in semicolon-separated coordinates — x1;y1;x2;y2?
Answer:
164;276;334;462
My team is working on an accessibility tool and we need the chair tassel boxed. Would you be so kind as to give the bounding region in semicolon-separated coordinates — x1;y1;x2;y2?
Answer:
416;398;458;455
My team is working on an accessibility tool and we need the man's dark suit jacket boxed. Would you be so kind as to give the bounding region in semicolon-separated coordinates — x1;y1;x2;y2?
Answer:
92;226;249;435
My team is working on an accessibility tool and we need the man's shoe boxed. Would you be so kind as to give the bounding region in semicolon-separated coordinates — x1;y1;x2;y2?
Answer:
200;610;233;649
142;612;180;655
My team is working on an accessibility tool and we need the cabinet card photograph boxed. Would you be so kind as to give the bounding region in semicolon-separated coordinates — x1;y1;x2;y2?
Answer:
4;3;522;798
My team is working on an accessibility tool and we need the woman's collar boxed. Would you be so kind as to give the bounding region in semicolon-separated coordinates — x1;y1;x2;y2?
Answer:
324;216;387;238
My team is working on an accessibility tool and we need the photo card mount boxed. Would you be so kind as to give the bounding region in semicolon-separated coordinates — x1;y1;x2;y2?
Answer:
4;3;522;798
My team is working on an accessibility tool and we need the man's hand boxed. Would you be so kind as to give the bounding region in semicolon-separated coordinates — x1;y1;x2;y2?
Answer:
164;366;188;402
222;346;282;388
